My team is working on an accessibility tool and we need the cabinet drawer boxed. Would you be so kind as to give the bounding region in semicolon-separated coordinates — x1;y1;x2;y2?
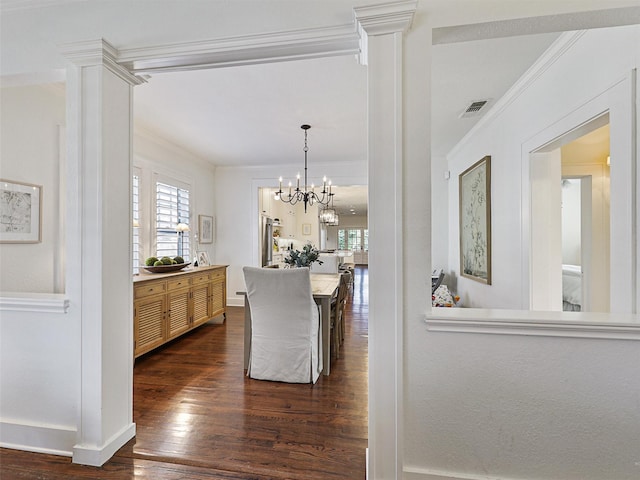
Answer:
191;273;210;285
209;269;225;282
167;277;191;290
135;281;166;299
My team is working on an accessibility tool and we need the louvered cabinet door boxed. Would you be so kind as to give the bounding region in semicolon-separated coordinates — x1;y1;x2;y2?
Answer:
167;288;191;340
191;282;211;327
134;294;166;357
210;277;226;319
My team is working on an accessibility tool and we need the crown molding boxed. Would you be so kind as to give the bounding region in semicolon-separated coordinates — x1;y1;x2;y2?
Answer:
448;30;586;159
425;308;640;341
118;24;360;75
59;39;145;86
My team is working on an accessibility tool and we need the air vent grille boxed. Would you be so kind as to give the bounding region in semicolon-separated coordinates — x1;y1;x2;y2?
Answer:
459;99;490;118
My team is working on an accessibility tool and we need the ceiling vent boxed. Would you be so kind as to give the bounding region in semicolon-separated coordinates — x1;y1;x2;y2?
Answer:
459;99;490;119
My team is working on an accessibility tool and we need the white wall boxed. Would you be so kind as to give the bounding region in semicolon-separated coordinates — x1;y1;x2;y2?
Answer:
405;328;640;480
405;24;639;480
0;84;65;293
430;154;450;275
133;128;217;266
561;179;581;265
0;306;79;455
0;84;79;456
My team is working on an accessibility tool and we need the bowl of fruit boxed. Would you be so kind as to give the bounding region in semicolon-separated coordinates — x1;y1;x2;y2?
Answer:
142;256;190;273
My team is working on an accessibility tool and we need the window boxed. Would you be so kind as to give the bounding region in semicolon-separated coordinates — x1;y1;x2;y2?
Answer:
133;174;140;274
155;180;190;261
338;228;368;251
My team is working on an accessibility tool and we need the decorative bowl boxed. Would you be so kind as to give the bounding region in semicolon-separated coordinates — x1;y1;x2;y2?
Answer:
142;262;191;274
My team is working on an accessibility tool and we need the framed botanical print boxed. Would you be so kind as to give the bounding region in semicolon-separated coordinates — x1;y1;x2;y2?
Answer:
459;156;491;284
0;179;42;243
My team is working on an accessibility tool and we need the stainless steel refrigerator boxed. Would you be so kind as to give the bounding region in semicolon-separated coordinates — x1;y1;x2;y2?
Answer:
260;215;273;267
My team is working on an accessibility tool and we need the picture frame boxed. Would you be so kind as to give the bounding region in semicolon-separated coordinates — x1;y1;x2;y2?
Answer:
198;214;214;244
197;251;210;267
0;179;42;244
302;223;311;235
459;156;491;285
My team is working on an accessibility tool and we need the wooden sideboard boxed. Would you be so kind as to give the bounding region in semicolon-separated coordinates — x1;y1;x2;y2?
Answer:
133;265;227;357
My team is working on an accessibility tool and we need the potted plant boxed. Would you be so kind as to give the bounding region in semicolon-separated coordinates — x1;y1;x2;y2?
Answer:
284;243;324;268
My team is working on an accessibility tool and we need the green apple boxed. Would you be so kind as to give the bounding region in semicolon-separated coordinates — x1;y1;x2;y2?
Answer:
145;256;158;266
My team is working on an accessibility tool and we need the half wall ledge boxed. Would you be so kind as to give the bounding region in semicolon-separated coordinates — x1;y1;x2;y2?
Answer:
425;308;640;341
0;292;70;314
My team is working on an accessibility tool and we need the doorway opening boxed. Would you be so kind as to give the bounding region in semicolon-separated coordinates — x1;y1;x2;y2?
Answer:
530;119;610;312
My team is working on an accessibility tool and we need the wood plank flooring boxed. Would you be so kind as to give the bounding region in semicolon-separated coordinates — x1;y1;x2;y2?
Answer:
1;267;369;480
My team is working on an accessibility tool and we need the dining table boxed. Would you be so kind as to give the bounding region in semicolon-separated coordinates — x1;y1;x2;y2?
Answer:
238;272;341;376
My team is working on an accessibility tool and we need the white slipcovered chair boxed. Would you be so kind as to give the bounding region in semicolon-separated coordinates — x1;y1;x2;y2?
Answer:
242;266;323;383
312;253;340;273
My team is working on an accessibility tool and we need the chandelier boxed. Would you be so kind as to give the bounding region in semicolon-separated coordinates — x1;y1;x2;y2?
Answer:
276;124;334;213
319;192;339;226
320;207;339;226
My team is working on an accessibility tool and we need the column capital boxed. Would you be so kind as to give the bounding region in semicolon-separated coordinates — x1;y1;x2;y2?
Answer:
354;1;416;36
353;1;416;65
60;38;145;86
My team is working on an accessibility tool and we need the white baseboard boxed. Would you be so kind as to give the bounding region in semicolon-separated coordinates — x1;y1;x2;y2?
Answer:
0;420;75;457
366;447;369;480
227;295;245;307
72;422;136;466
404;465;515;480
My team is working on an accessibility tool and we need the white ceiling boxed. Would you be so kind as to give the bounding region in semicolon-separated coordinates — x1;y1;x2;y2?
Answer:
134;55;368;168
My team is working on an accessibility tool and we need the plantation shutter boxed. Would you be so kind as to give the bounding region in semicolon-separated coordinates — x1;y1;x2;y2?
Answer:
155;181;190;261
133;174;141;274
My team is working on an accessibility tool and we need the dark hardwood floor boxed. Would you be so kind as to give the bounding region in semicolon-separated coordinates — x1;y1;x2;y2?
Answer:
1;267;369;479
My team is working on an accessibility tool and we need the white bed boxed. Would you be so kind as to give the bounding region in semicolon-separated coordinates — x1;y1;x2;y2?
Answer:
562;264;582;311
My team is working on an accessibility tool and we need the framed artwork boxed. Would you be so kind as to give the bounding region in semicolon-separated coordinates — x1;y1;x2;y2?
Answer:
459;156;491;285
197;251;210;267
199;215;214;244
0;179;42;243
302;223;311;235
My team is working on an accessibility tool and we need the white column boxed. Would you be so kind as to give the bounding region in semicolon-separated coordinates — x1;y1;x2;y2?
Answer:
62;39;143;466
354;3;416;479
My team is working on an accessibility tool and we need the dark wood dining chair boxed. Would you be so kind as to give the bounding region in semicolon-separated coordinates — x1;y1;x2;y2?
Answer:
330;272;350;359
